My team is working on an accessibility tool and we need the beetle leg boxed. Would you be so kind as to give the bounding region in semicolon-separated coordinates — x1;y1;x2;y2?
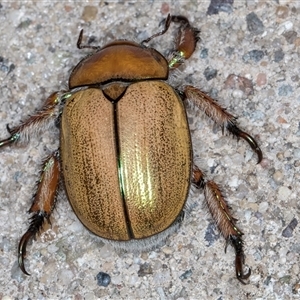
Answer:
168;16;200;69
192;165;251;284
184;86;262;163
229;235;251;284
0;92;63;148
141;15;200;69
18;151;60;275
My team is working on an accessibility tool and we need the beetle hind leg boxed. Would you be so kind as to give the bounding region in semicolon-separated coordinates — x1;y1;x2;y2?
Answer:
185;86;262;163
18;151;60;275
192;165;251;284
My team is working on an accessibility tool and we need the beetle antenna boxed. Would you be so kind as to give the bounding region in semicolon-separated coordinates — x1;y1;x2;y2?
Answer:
141;14;171;45
77;29;99;50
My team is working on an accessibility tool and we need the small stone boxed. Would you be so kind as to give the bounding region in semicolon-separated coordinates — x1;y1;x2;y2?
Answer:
283;31;298;44
246;12;264;35
85;292;95;300
278;84;293;96
160;2;170;14
293;148;300;159
258;202;269;214
276;116;287;124
282;218;298;238
279;275;292;284
292;283;300;294
276;6;289;18
81;6;98;22
242;50;264;63
200;48;208;59
179;269;193;280
273;170;284;184
204;222;219;246
256;73;267;86
224;74;254;95
278;20;293;35
138;263;153;276
96;271;111;287
274;49;285;62
207;0;233;15
156;287;167;300
278;186;292;201
162;246;173;255
204;67;217;81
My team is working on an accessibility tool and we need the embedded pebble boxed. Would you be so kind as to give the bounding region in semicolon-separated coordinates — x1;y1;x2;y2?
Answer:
246;12;264;34
278;84;293;96
224;74;254;95
96;271;111;287
200;48;208;59
278;186;292;200
278;20;293;34
274;49;285;62
81;5;98;22
162;247;173;255
282;218;298;238
204;67;217;81
276;6;289;18
273;170;284;184
242;50;265;63
258;202;269;213
206;0;233;15
256;73;267;86
283;30;297;44
179;269;193;280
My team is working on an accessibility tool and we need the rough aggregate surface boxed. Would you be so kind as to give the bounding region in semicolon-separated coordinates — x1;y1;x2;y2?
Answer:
0;1;300;299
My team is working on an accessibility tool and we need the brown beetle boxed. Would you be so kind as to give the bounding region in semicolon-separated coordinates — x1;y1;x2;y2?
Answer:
0;15;262;284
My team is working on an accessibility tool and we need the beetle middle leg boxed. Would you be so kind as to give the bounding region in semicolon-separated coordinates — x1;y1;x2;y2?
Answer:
192;165;251;284
184;86;263;163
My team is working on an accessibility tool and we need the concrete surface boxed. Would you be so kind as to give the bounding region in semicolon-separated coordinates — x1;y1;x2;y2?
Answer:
0;1;299;299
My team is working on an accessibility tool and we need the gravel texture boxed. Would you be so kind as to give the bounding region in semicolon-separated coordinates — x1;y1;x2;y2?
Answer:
0;1;299;299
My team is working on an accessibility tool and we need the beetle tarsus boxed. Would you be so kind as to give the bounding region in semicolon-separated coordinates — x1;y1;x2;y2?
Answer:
18;213;46;276
0;134;18;147
227;122;263;164
229;235;251;285
0;125;20;148
168;15;200;68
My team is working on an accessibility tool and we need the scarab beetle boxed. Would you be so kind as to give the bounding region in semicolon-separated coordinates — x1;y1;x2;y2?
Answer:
0;15;262;284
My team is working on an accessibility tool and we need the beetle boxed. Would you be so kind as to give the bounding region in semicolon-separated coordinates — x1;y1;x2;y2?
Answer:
0;15;262;284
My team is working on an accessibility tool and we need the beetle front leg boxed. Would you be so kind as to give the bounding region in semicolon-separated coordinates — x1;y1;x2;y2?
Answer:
192;165;251;284
168;16;200;69
184;86;262;163
0;91;63;148
141;15;200;69
18;151;60;275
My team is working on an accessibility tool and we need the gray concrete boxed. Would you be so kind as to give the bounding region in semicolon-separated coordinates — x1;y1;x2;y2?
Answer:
0;1;299;299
